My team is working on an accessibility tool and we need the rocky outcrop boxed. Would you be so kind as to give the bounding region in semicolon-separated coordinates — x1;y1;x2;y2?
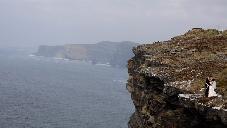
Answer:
35;41;138;68
127;28;227;128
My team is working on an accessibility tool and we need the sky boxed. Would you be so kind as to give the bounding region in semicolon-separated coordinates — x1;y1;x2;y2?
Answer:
0;0;227;47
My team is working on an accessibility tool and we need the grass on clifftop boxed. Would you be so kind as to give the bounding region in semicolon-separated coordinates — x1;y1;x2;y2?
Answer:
217;68;227;94
135;28;227;95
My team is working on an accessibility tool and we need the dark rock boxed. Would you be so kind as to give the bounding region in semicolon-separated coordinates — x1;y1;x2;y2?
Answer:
127;28;227;128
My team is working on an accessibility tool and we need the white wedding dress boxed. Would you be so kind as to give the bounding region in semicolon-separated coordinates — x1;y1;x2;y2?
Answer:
208;81;217;97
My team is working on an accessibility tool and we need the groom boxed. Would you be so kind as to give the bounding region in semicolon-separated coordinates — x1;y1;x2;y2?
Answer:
205;77;212;97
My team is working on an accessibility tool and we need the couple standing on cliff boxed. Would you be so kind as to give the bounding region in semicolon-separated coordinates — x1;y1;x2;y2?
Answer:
205;77;217;97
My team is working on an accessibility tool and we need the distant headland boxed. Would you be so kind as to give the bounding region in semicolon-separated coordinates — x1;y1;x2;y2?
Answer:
34;41;138;68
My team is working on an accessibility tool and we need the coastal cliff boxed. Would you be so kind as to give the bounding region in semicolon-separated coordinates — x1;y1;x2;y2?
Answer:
127;28;227;128
35;41;138;68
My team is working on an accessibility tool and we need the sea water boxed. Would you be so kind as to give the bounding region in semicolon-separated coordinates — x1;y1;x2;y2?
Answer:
0;55;133;128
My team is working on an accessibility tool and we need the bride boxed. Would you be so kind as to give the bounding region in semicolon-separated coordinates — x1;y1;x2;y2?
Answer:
208;79;217;97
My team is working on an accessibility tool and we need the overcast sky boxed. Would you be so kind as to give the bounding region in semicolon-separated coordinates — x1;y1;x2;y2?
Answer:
0;0;227;47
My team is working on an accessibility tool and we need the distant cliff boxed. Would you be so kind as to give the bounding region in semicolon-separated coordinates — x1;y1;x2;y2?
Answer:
35;41;138;68
127;28;227;128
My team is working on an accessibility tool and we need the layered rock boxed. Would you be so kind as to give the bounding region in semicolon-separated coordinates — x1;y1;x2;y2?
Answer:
127;28;227;128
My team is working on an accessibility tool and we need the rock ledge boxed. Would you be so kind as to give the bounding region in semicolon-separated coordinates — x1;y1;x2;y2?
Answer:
127;28;227;128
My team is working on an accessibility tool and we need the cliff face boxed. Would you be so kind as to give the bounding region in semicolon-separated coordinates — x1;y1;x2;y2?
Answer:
35;41;138;68
127;28;227;128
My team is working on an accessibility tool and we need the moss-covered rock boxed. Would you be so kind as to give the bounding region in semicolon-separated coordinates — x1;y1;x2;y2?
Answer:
127;28;227;128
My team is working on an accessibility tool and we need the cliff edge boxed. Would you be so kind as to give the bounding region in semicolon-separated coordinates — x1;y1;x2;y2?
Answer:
127;28;227;128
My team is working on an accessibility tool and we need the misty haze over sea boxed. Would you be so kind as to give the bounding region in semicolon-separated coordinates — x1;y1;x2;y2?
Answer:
0;53;133;128
0;0;227;128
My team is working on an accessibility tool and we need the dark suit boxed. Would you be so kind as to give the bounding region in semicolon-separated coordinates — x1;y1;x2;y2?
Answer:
205;78;211;97
205;83;210;97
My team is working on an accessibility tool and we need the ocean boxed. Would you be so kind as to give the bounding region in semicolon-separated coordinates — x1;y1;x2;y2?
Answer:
0;54;133;128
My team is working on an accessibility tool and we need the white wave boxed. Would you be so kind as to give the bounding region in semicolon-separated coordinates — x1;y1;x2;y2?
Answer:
113;79;127;84
28;54;36;57
95;63;111;67
53;57;70;61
